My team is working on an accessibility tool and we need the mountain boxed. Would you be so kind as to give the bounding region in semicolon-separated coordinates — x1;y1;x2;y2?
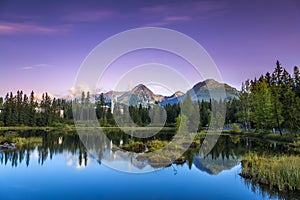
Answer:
168;91;184;99
188;79;239;102
97;79;239;106
159;79;239;105
103;91;126;100
117;84;162;106
158;91;184;106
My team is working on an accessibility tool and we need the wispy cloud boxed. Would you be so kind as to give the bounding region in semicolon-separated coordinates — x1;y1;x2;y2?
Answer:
144;15;193;26
62;9;118;22
34;93;56;101
0;21;70;35
20;64;54;70
140;1;227;26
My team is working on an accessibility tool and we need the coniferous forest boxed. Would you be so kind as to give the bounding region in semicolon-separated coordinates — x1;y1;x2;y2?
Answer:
0;61;299;136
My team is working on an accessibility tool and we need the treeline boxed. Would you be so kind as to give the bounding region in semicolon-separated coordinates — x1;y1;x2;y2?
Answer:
234;61;300;134
94;92;220;131
84;92;181;127
0;61;299;135
0;91;73;127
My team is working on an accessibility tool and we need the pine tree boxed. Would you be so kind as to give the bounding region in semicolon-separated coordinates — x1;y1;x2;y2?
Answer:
270;61;284;135
0;97;3;124
28;91;36;126
238;80;251;130
181;93;199;132
23;94;30;125
251;79;274;131
293;66;300;97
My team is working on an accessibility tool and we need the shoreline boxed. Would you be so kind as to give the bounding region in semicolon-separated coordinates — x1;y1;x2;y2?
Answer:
0;126;299;144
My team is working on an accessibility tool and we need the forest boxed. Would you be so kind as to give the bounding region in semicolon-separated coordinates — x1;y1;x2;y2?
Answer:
0;61;299;135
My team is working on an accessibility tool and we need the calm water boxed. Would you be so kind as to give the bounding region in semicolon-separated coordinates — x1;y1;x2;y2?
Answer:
0;130;299;200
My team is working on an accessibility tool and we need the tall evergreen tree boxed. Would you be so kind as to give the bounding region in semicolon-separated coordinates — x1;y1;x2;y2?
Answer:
293;66;300;97
251;79;274;131
28;91;36;126
270;62;284;135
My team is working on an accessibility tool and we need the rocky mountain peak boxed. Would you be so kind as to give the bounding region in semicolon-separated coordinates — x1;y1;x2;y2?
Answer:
192;79;238;93
173;91;184;97
101;79;239;106
131;84;155;96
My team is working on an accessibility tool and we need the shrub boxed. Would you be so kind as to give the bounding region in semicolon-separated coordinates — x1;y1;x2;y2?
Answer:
146;140;168;152
232;123;241;133
5;131;19;143
0;135;5;144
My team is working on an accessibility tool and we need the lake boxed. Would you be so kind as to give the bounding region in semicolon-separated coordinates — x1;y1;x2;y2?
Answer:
0;130;299;200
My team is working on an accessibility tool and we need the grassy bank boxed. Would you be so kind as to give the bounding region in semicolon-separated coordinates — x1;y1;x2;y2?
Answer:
0;132;42;145
240;153;300;191
222;129;300;147
0;125;75;131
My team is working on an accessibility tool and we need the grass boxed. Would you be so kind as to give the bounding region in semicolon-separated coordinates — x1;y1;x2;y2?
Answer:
11;137;43;145
120;141;146;153
0;131;43;146
0;125;75;131
146;140;169;152
240;153;300;191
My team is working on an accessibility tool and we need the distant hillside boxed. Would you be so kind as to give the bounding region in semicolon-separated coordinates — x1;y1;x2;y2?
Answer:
157;91;184;106
117;84;163;106
96;79;239;106
187;79;239;102
159;79;239;105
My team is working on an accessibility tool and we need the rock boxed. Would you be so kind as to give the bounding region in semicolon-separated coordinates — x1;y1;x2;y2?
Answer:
0;142;16;151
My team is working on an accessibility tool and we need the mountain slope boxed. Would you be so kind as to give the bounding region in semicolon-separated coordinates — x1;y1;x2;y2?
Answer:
117;84;158;106
187;79;239;102
159;79;239;105
157;91;184;106
97;79;239;106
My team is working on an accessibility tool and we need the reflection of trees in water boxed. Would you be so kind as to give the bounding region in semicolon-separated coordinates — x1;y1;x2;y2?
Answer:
104;128;175;145
0;130;87;167
243;176;300;200
205;135;297;160
0;129;174;168
0;130;296;170
188;135;297;175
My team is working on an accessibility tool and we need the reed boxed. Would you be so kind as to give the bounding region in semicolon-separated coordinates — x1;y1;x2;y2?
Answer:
241;153;300;191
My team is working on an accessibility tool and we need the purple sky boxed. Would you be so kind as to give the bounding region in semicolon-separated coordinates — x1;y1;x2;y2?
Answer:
0;0;300;97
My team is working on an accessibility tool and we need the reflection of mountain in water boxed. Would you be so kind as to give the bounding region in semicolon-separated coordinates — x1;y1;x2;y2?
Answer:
101;140;148;171
1;131;295;173
193;155;241;175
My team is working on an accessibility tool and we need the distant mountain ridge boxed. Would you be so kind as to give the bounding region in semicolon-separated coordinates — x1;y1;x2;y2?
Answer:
186;79;239;102
99;79;239;106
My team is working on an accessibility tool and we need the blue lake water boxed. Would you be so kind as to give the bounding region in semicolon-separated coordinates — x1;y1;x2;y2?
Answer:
0;132;298;200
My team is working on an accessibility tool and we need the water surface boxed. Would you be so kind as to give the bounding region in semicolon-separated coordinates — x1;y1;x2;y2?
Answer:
0;131;298;200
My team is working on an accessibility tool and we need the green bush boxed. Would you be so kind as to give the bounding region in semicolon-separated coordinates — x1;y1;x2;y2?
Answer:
232;123;241;133
146;140;169;152
121;141;146;153
0;135;5;144
5;131;19;143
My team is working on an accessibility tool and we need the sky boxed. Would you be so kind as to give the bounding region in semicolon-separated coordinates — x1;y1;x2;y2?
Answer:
0;0;300;97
